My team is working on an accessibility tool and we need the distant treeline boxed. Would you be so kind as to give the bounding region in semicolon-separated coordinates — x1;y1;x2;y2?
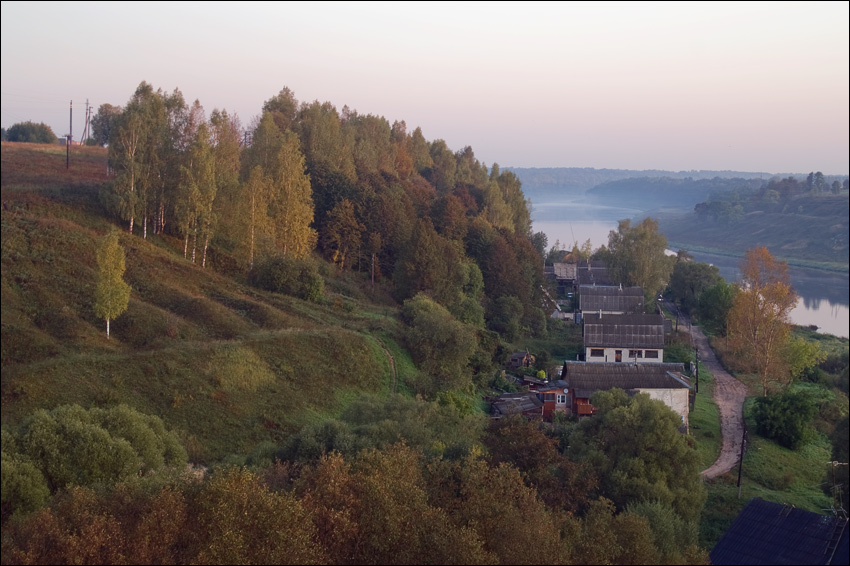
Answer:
509;166;773;197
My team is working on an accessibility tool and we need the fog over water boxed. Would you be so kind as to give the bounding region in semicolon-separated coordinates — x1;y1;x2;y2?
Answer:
531;199;849;338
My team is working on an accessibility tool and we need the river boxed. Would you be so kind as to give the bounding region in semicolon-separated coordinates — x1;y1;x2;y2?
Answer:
530;198;849;338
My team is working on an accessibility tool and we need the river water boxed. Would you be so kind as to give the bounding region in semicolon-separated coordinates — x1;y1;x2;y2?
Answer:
530;198;849;338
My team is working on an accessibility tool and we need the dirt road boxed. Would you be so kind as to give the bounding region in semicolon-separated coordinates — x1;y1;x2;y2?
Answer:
671;304;749;479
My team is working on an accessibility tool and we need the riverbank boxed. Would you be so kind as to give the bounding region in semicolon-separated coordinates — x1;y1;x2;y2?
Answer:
666;241;849;274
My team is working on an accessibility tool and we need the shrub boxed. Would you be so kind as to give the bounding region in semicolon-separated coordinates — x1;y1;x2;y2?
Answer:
250;255;324;302
751;389;818;449
14;404;187;493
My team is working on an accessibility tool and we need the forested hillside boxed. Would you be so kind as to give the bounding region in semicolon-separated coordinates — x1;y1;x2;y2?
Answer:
656;174;849;268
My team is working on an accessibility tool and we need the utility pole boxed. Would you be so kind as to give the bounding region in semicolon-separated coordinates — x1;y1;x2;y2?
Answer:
80;99;92;145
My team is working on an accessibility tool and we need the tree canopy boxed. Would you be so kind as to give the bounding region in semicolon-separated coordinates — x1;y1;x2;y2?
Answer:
5;121;58;144
603;217;675;309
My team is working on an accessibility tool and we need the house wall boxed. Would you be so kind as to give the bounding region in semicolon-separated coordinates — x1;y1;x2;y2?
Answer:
636;387;690;428
585;347;664;363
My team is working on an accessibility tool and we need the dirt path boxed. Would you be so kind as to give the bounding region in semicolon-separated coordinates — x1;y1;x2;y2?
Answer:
374;337;398;393
671;304;749;479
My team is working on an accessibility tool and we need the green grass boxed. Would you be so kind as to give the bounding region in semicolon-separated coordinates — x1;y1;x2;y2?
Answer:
690;362;721;470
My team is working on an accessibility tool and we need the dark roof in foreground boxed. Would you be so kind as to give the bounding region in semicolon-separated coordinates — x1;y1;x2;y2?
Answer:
561;361;690;391
710;498;849;565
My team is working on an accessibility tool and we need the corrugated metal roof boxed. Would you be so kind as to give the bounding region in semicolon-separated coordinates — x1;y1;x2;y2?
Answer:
579;285;645;313
553;263;577;280
710;498;849;565
562;361;690;390
583;313;665;348
577;265;613;286
492;392;543;416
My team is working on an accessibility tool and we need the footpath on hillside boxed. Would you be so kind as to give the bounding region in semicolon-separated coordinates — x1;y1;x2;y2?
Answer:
669;302;749;479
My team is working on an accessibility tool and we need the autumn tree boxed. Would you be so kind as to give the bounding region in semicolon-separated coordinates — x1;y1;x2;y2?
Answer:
94;230;131;338
238;114;316;262
191;468;325;565
727;246;798;396
268;130;317;257
262;86;299;133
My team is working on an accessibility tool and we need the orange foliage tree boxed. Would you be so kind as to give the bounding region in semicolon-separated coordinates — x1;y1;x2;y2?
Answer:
727;247;798;396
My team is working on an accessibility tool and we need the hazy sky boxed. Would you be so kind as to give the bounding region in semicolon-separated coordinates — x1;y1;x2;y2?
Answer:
2;1;848;174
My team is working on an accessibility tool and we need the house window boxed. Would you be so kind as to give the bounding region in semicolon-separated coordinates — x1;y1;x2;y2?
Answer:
557;394;566;404
645;350;659;358
545;393;555;401
590;349;604;357
629;350;642;358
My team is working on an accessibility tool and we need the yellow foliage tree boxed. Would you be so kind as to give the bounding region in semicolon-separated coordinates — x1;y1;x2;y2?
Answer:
727;247;798;396
94;230;131;339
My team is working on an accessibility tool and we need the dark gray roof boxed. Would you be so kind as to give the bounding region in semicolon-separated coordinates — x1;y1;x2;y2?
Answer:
577;264;613;286
562;361;690;390
583;313;665;348
710;498;849;565
491;392;543;416
579;285;644;313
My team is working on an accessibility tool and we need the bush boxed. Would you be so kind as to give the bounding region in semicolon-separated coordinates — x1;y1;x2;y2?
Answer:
6;121;59;144
14;405;187;493
751;390;818;449
250;255;324;302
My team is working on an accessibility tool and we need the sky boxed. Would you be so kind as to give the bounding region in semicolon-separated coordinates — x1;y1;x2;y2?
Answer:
2;1;848;175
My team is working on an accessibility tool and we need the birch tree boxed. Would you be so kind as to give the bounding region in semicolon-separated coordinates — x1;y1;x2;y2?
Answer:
94;230;131;338
268;131;316;258
175;123;215;263
727;247;798;396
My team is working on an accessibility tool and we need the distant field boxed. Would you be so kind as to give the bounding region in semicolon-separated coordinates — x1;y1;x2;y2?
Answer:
1;141;109;190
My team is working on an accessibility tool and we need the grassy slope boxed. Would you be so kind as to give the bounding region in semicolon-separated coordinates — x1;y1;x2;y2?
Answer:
1;142;409;463
653;194;850;271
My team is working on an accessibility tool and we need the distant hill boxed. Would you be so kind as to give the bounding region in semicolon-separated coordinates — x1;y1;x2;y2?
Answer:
585;176;768;211
655;193;849;269
506;166;777;200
